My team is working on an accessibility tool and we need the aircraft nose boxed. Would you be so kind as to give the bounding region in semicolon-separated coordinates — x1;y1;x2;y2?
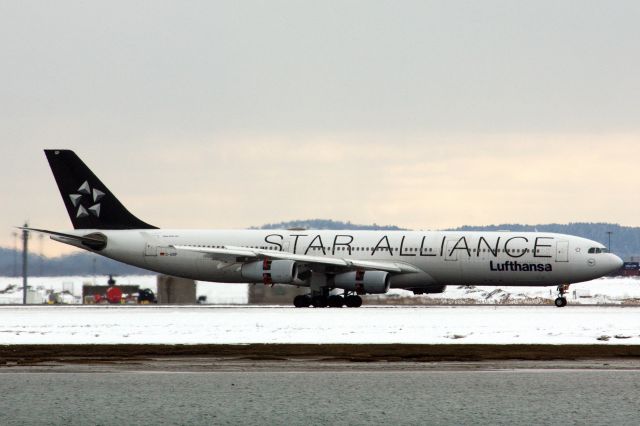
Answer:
614;254;623;269
608;254;623;273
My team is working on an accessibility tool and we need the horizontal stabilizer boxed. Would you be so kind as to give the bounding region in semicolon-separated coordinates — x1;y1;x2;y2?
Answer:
19;227;107;251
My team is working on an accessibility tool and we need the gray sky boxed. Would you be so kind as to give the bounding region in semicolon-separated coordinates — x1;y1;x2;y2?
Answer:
1;1;639;256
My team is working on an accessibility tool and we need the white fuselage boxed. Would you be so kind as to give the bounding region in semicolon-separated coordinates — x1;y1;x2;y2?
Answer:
55;229;622;289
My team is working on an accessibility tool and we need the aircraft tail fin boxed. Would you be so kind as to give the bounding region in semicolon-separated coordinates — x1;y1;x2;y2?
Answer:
44;149;157;230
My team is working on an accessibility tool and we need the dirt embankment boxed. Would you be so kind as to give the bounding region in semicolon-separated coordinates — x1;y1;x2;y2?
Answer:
1;344;640;365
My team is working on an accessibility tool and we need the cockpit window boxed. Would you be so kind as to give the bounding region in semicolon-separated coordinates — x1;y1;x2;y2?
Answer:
588;247;609;254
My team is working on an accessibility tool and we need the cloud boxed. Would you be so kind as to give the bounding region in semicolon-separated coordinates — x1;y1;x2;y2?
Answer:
108;131;640;230
2;2;640;256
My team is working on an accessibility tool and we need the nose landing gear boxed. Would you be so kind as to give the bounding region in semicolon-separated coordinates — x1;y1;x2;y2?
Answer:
554;284;569;307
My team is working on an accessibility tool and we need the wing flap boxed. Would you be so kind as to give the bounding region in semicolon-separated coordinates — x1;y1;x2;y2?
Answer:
173;245;257;258
171;244;419;273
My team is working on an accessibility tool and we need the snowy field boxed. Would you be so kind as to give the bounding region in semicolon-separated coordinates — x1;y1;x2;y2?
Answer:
1;275;640;305
0;275;639;346
388;276;640;305
0;305;638;345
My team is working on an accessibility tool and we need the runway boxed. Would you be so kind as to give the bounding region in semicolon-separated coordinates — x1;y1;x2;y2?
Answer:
2;366;639;426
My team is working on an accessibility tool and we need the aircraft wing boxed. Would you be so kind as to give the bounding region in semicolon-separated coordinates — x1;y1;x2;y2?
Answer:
172;245;420;274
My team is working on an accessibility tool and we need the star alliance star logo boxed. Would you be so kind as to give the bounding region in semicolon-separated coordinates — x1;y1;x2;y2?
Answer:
68;181;105;218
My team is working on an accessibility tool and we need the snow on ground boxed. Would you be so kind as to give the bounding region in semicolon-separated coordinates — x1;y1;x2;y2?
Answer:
384;277;640;305
0;305;637;345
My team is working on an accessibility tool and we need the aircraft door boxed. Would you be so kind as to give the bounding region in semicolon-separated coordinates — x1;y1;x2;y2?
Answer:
556;241;569;262
144;242;156;256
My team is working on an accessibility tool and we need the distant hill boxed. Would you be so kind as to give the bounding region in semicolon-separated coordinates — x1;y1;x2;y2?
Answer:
256;219;404;231
1;220;638;276
0;247;151;277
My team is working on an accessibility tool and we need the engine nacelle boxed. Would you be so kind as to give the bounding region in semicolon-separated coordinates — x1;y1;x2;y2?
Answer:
241;259;297;284
334;270;390;294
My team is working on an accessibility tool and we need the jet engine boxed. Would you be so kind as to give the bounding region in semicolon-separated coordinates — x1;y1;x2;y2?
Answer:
241;259;297;284
334;270;390;294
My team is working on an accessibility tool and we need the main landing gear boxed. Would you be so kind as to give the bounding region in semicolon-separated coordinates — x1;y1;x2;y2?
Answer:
554;284;569;308
293;293;362;308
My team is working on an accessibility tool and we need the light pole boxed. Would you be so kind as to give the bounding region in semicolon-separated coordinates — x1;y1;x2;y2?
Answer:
22;223;29;305
606;231;613;253
38;233;44;276
12;231;18;277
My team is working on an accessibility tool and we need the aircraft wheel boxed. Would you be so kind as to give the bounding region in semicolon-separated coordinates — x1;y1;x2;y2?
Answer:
293;295;311;308
554;297;567;308
312;296;328;308
345;295;363;308
328;295;344;308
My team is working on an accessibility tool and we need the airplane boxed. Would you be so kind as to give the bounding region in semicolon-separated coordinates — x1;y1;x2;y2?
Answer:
25;149;623;308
